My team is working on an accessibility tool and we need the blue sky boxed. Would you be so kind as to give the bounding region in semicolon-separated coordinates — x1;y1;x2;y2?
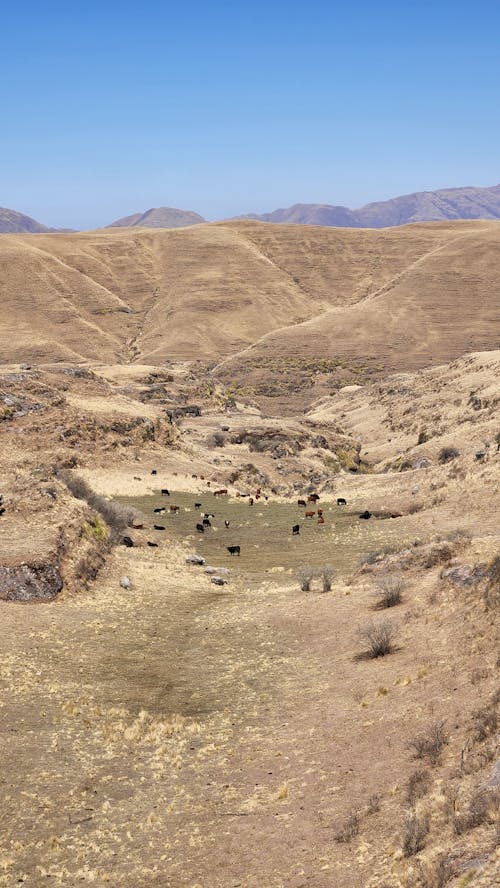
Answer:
1;1;499;229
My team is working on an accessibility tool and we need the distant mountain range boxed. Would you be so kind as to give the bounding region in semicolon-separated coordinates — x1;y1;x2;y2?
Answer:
107;207;206;229
2;184;500;233
239;184;500;227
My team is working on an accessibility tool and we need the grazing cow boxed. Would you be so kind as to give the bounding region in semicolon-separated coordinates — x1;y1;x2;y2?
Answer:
298;499;307;507
317;508;323;517
161;489;170;496
317;516;325;525
170;505;180;512
122;536;134;547
305;510;315;518
151;469;157;475
133;476;141;481
359;510;372;520
225;520;230;528
249;498;254;506
337;497;347;506
196;523;205;533
0;507;5;517
153;507;165;514
153;524;166;531
213;488;228;496
132;523;144;530
194;502;202;509
308;493;320;503
204;512;215;518
192;474;198;478
147;541;159;547
227;545;240;556
292;524;300;535
202;518;211;527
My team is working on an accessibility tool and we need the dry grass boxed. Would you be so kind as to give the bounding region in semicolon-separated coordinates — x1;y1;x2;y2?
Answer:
408;720;449;765
374;576;405;608
358;617;398;658
402;810;430;857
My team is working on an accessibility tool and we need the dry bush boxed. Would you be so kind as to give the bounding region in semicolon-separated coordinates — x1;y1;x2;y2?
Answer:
484;553;500;609
438;445;460;464
358;618;398;658
335;810;360;843
296;567;315;592
375;576;405;609
454;787;500;835
208;432;225;448
408;721;449;765
366;793;381;814
406;768;431;805
402;810;430;857
59;471;137;540
321;566;335;592
472;699;498;742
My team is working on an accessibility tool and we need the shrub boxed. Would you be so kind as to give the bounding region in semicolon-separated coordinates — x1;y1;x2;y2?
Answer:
321;566;335;592
408;721;448;765
402;811;429;857
59;471;137;541
335;810;360;843
358;618;398;658
375;577;405;609
406;768;431;805
438;446;460;464
296;567;315;592
208;432;225;448
454;787;500;835
472;701;498;742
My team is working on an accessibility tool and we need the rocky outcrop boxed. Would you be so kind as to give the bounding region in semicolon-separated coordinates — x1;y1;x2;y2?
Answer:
0;561;63;601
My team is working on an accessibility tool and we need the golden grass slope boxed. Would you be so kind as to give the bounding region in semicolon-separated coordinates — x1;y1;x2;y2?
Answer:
1;219;499;370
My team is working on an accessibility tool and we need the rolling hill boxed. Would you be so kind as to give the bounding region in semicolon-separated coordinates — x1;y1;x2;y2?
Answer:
0;206;60;234
0;219;499;410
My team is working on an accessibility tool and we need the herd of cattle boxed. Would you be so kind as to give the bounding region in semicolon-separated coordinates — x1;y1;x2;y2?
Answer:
119;471;372;557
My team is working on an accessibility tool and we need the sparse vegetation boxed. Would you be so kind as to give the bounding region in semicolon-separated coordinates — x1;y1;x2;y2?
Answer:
358;618;398;658
438;445;460;464
296;567;315;592
374;576;405;608
406;768;431;805
408;721;448;765
402;810;430;857
321;566;335;592
335;810;360;843
454;787;500;835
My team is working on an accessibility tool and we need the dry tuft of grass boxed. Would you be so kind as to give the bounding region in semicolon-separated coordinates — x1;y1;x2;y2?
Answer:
335;810;360;843
374;576;405;609
296;566;315;592
408;721;449;765
358;618;398;658
406;768;432;805
402;810;430;857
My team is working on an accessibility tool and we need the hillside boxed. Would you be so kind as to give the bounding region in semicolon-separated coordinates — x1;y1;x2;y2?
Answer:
107;206;206;228
0;219;499;388
242;183;500;228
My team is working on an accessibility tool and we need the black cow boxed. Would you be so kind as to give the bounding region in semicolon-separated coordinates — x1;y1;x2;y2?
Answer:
194;502;202;509
161;489;170;496
147;541;159;547
203;518;211;527
196;523;205;533
227;545;240;556
204;512;215;518
153;507;165;514
292;524;300;535
122;536;134;547
151;469;157;475
359;510;372;520
337;497;347;506
154;524;166;531
224;520;230;528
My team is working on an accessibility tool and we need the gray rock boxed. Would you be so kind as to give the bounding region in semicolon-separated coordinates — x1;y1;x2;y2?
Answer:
185;555;205;565
0;562;63;601
120;576;133;590
211;576;227;586
204;566;230;575
413;457;431;469
487;760;500;787
440;563;487;587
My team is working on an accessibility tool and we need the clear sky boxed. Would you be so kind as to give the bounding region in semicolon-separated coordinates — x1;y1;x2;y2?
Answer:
1;0;500;229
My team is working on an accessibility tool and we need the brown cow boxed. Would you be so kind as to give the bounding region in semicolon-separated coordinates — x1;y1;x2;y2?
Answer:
214;488;228;496
170;505;180;512
298;499;307;507
308;493;320;503
317;508;323;517
317;516;325;525
305;510;315;518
